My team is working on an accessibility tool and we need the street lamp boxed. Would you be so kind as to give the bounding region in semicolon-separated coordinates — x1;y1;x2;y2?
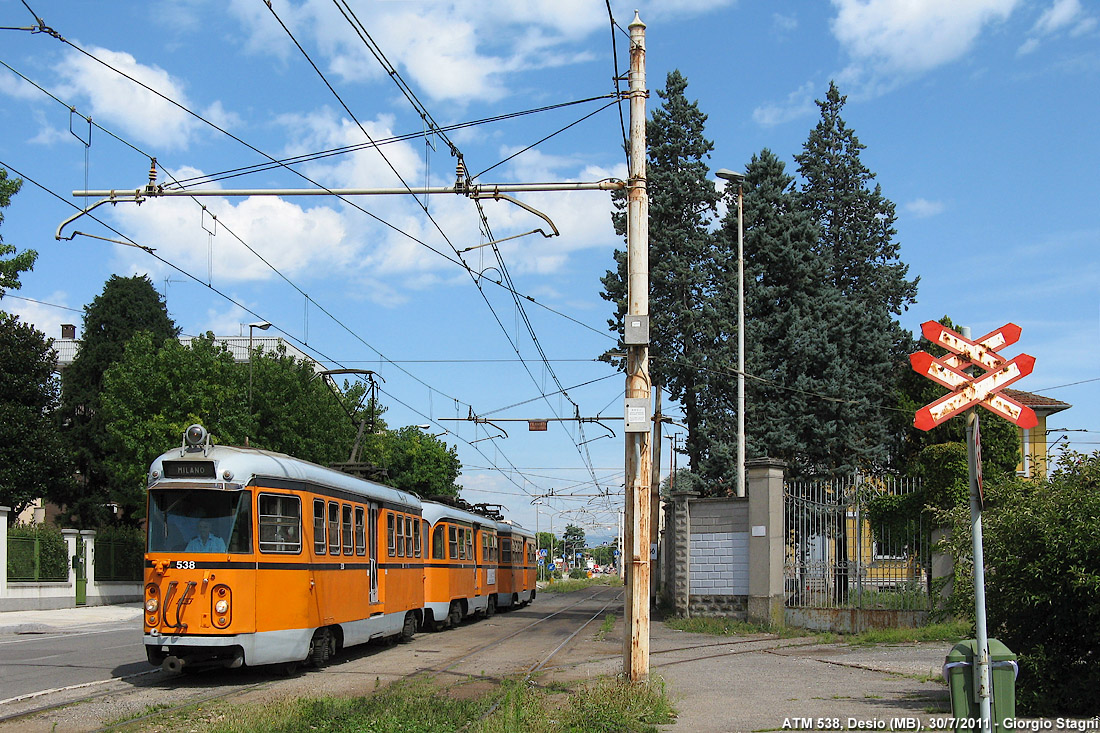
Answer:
715;169;746;498
248;321;271;416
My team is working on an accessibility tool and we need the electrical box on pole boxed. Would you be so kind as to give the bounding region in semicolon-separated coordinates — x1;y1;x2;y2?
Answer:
624;315;649;345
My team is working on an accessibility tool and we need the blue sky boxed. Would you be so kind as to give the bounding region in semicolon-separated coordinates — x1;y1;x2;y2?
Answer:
1;0;1097;540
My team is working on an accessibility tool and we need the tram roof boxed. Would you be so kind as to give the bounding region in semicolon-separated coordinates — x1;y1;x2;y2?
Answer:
148;443;421;509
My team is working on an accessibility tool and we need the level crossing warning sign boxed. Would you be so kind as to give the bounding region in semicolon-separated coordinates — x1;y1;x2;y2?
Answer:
909;321;1038;431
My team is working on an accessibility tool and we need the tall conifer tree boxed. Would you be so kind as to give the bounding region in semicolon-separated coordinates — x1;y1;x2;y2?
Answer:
58;274;179;525
601;70;720;471
794;82;918;475
711;149;853;479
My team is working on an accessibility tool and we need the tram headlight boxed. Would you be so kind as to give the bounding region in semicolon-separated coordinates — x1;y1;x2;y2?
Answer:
212;585;232;628
145;598;159;613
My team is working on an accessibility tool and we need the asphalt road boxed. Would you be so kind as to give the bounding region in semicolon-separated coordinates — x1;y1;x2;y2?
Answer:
0;607;151;703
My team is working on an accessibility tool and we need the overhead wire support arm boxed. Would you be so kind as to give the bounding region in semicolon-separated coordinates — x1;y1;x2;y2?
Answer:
67;179;620;249
72;180;625;198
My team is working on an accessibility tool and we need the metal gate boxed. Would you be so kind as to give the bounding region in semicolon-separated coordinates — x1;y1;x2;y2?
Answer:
784;475;930;612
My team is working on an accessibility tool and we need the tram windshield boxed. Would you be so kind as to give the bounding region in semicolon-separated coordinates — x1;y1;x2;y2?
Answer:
147;489;252;553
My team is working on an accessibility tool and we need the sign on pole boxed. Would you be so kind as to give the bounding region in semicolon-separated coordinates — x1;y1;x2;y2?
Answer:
910;321;1037;431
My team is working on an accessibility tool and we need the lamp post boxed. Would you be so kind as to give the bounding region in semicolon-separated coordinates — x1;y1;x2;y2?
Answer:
533;498;543;581
248;321;271;415
715;169;746;498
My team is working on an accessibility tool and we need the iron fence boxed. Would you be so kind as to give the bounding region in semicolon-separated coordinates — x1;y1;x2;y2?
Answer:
7;534;69;582
94;537;144;581
784;474;930;611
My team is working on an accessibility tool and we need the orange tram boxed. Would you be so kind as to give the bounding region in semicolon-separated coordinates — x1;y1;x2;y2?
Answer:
143;425;536;673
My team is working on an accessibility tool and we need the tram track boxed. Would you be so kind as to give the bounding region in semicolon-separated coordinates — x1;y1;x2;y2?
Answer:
0;586;625;732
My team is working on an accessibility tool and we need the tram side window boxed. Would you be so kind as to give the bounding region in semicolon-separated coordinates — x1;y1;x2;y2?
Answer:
400;510;409;556
342;504;353;555
387;513;396;557
464;528;473;561
432;524;444;559
405;516;414;557
354;506;366;556
481;533;488;563
501;537;511;564
414;519;422;558
448;526;458;560
258;494;302;554
313;499;326;555
328;502;340;555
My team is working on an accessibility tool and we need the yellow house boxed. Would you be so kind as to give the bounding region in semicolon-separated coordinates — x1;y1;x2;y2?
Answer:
1002;388;1072;479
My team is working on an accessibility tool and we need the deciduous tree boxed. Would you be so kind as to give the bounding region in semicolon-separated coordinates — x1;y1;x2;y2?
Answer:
0;168;35;301
0;313;74;516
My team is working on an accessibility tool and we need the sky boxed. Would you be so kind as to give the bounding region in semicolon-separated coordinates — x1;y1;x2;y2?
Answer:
1;0;1097;541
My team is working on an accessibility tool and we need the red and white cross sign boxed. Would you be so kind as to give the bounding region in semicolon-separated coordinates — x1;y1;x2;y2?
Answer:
910;321;1038;431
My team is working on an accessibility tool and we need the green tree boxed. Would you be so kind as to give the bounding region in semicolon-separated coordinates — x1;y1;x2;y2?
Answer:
0;168;36;302
712;149;849;480
794;82;919;476
602;70;722;474
933;451;1100;716
248;343;357;465
99;333;365;517
57;275;179;525
562;523;586;565
361;425;462;498
0;313;74;516
98;333;248;519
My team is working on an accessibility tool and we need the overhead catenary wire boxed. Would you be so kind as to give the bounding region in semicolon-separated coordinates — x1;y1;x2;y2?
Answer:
0;39;627;502
1;160;564;502
280;1;611;491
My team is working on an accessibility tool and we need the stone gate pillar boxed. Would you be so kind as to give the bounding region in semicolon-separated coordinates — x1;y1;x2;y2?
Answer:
747;458;786;627
670;491;698;617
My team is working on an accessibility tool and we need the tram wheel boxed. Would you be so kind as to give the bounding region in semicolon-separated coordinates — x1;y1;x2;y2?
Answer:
399;612;416;642
309;628;333;667
485;596;496;618
448;602;463;628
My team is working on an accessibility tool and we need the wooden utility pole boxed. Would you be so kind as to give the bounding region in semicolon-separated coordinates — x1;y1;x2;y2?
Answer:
623;10;650;683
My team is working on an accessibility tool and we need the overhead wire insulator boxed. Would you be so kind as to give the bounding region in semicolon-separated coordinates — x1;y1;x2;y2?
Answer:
146;158;158;195
455;155;468;194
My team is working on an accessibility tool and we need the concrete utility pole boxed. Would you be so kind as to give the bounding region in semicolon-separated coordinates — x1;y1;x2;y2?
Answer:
623;10;651;683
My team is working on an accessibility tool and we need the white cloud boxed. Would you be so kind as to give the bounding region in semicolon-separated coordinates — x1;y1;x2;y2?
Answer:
226;0;691;104
1017;37;1041;55
830;0;1020;75
904;198;946;218
1020;0;1096;54
752;81;817;127
108;168;357;285
52;45;209;150
1034;0;1084;34
773;13;798;34
0;69;40;101
2;290;76;343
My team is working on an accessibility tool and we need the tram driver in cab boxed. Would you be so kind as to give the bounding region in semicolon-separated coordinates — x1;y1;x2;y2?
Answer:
185;517;227;553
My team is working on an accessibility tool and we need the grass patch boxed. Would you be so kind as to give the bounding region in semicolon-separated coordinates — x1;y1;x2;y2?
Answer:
138;673;675;733
663;616;825;640
664;616;970;647
596;614;616;640
841;621;971;647
540;575;622;594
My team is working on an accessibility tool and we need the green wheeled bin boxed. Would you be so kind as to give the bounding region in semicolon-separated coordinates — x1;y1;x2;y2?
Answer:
943;639;1018;732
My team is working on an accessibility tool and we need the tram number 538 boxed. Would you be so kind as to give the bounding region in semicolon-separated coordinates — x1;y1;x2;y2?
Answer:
174;561;197;569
